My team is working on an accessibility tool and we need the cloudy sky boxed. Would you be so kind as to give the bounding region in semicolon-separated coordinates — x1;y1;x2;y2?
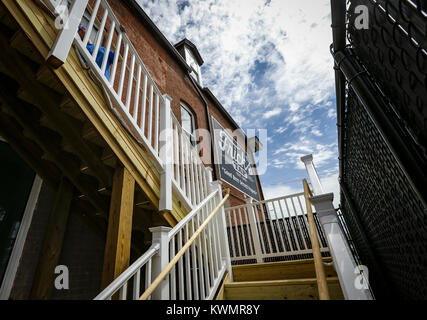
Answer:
136;0;340;205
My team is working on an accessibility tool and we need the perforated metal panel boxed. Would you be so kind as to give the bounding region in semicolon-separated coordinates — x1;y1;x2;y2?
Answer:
340;0;427;299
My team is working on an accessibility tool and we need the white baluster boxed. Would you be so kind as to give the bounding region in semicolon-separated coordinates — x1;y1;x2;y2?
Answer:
140;74;148;131
109;33;122;85
117;43;129;98
184;224;192;299
93;10;108;60
83;0;100;46
132;269;140;300
125;54;136;111
190;217;199;300
133;65;142;122
101;20;115;73
169;236;176;300
154;94;160;153
245;199;263;263
147;84;154;143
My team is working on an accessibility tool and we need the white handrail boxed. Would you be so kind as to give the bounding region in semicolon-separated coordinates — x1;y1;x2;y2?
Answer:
140;190;230;300
168;190;219;240
94;243;160;300
165;187;231;300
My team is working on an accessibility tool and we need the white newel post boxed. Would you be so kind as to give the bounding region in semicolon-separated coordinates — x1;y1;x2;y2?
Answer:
245;198;263;263
300;154;324;195
150;226;171;300
46;0;89;68
159;95;173;212
301;155;372;300
209;179;233;282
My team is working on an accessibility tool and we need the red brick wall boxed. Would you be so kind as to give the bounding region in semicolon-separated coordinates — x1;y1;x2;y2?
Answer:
105;1;263;207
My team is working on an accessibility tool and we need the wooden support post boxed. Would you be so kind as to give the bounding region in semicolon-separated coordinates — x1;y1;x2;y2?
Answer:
303;179;330;300
101;166;135;290
31;177;74;300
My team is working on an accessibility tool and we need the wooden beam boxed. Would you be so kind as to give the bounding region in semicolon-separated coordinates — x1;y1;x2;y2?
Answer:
0;32;113;190
303;179;330;300
0;111;60;187
101;166;135;290
0;83;109;216
31;177;74;300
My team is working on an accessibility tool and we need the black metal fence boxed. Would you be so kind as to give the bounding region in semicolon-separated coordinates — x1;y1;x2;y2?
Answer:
339;0;427;299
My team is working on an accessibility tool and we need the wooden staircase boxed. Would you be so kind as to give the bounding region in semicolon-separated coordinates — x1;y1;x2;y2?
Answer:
0;3;160;255
218;259;345;300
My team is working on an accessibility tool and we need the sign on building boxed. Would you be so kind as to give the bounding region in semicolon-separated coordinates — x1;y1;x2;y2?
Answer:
212;117;260;201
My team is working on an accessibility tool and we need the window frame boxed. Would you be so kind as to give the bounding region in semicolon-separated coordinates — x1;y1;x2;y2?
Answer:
180;102;197;145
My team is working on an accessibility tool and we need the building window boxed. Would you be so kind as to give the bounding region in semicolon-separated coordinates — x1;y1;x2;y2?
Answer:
181;103;196;145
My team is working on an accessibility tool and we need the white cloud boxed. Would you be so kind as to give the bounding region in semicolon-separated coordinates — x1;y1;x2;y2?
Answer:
328;109;336;118
263;172;340;207
136;0;339;207
320;173;340;207
263;108;282;119
263;184;301;200
137;0;334;129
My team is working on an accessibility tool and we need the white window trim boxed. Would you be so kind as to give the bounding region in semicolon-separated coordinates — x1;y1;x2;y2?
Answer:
184;47;203;87
0;175;43;300
181;103;196;138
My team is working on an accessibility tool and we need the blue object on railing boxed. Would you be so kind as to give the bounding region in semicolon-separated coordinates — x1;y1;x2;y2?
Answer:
86;44;115;81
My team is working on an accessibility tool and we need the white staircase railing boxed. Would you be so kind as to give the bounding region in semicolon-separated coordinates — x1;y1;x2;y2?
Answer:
170;113;213;209
73;0;165;171
225;193;330;264
42;0;212;212
95;185;232;300
94;244;160;300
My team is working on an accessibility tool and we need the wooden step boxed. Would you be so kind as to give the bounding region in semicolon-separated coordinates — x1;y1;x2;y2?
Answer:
60;95;87;121
224;277;344;300
10;31;44;64
36;65;66;95
100;147;118;168
82;122;107;147
232;258;337;282
40;113;84;135
0;5;19;32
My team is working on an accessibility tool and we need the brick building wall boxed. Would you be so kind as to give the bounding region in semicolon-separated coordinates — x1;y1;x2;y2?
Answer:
108;0;264;207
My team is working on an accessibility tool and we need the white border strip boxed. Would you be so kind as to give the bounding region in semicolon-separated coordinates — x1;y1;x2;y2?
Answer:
0;176;43;300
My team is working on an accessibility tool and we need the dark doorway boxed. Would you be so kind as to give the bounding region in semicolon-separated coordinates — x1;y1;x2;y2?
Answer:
0;140;35;284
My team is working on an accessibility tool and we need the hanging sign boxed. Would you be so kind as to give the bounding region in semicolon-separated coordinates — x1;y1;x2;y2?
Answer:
212;117;260;201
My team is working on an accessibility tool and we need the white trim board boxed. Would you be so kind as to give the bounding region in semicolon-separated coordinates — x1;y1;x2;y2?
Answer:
0;176;43;300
